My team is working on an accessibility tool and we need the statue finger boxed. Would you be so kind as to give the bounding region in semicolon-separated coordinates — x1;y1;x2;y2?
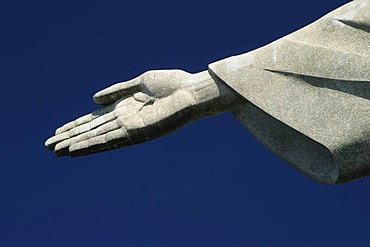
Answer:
69;128;132;157
55;104;115;135
67;111;116;138
54;119;121;156
93;77;142;106
45;131;70;150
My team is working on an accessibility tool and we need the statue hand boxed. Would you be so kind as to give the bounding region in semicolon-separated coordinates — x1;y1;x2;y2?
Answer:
45;70;203;157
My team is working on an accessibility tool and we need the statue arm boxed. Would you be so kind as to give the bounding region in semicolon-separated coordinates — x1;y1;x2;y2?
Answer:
45;69;244;157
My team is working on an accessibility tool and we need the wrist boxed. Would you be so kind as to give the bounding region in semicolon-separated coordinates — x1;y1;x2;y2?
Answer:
188;71;244;118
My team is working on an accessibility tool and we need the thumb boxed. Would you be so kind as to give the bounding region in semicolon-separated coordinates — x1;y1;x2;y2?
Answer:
93;76;143;106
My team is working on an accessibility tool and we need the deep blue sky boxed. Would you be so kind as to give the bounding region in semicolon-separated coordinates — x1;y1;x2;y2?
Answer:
2;0;370;246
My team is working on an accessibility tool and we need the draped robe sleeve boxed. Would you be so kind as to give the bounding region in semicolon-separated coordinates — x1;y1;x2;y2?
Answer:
208;0;370;184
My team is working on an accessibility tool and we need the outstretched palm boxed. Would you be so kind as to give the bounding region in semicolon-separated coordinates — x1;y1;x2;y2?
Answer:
45;70;202;157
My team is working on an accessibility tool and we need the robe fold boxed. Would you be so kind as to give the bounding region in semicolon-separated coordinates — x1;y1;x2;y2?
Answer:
208;0;370;184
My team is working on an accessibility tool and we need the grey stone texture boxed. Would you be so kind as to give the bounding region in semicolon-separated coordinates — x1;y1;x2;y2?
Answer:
46;0;370;184
209;0;370;184
45;70;240;157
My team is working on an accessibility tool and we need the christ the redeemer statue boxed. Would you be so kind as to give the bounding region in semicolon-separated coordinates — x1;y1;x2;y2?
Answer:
45;0;370;184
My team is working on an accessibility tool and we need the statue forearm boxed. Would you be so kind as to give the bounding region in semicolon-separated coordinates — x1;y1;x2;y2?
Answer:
188;70;245;119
